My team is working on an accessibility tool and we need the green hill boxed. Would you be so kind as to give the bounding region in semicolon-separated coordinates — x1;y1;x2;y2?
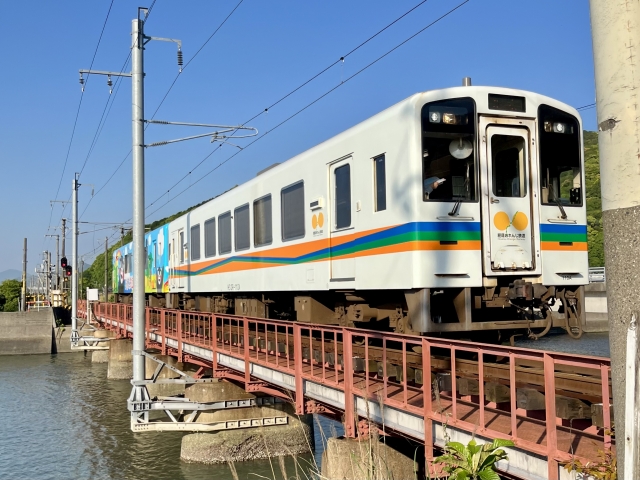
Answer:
584;130;603;267
79;134;604;297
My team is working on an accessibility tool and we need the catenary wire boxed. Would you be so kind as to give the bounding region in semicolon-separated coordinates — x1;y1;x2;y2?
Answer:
45;0;116;243
145;0;471;219
80;0;244;219
144;0;436;210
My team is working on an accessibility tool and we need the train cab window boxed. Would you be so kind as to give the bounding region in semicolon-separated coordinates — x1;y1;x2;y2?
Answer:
491;135;526;197
254;195;272;247
374;155;386;212
218;212;232;255
190;224;201;261
234;204;250;251
282;181;305;241
538;105;582;206
421;98;477;202
335;164;351;228
204;217;216;258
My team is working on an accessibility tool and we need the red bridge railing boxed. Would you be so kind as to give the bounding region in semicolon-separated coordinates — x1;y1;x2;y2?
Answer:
91;301;613;480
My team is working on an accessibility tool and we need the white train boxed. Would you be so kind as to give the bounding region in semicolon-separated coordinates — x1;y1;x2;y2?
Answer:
114;80;587;338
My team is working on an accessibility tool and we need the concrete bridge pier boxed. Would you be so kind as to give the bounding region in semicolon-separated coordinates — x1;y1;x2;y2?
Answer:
91;330;116;363
107;338;133;379
180;381;314;464
321;435;421;480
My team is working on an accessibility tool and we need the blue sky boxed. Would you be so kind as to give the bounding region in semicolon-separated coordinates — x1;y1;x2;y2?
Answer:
0;0;596;271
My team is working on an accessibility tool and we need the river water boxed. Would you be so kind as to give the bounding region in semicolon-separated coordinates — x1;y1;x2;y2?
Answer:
0;332;608;479
0;353;338;480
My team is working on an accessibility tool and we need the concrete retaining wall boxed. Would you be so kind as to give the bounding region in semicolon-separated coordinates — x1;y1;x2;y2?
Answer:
584;282;608;333
0;309;54;355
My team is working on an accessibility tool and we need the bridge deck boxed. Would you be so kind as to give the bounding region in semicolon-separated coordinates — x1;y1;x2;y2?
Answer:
86;301;613;480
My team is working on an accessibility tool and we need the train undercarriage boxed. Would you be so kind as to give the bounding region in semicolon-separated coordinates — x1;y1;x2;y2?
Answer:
117;279;584;340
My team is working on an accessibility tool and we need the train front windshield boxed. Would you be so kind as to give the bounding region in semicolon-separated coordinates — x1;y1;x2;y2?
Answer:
421;97;477;202
538;105;582;206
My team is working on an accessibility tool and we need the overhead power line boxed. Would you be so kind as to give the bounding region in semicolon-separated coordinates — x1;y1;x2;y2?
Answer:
145;0;436;210
45;0;116;243
576;103;596;111
145;0;471;219
79;0;245;220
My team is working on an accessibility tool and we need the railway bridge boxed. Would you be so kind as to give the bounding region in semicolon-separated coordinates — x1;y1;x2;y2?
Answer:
80;301;613;480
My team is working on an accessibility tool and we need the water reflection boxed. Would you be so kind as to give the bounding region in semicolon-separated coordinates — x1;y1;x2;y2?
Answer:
0;354;341;480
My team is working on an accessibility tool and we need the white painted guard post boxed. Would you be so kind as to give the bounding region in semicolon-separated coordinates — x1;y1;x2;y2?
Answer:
589;0;640;476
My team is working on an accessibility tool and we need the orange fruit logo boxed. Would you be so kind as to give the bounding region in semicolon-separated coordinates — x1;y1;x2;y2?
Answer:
312;214;318;229
493;211;528;232
318;212;324;228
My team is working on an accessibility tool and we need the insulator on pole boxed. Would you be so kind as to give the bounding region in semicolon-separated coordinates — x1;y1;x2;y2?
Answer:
107;75;113;94
79;73;85;92
177;48;183;72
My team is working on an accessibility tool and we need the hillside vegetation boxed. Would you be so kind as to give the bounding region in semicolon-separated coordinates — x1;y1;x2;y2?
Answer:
79;134;604;296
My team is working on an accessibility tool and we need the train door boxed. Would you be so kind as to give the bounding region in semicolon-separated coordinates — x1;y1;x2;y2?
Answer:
328;156;356;281
480;119;540;275
170;228;184;290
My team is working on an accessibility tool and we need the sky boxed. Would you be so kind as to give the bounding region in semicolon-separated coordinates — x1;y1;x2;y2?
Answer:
0;0;597;273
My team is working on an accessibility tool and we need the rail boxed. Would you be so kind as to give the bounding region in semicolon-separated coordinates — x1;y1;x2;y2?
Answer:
92;302;613;480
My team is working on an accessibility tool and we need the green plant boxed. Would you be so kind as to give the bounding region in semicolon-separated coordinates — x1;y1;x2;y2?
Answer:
433;438;514;480
564;450;616;480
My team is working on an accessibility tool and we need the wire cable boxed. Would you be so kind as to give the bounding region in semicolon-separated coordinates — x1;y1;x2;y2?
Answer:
144;0;436;210
576;102;596;111
145;0;470;219
46;0;116;242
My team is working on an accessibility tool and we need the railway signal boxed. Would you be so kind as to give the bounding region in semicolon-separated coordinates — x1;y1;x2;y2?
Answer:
60;256;67;268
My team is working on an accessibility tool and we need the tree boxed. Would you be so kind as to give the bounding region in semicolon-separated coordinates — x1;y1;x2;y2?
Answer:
0;279;22;312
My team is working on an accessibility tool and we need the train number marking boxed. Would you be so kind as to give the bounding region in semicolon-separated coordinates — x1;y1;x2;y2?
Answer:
561;275;572;281
227;284;241;291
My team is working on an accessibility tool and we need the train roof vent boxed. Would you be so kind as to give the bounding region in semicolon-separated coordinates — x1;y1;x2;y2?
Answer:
256;163;281;176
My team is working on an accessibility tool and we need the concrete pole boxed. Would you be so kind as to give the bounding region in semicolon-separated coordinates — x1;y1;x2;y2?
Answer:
80;259;84;300
589;0;640;476
104;237;108;301
21;238;27;311
55;235;59;291
61;218;66;257
71;175;79;344
47;251;51;302
131;16;146;384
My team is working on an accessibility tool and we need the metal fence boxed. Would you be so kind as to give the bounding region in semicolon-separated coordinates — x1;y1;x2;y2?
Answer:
588;267;606;283
93;302;613;480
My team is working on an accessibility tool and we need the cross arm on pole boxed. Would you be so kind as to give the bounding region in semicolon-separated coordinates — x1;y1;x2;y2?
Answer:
79;69;132;77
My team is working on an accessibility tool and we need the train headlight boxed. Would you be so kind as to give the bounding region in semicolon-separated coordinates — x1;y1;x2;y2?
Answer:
544;121;573;134
429;111;441;123
442;113;468;125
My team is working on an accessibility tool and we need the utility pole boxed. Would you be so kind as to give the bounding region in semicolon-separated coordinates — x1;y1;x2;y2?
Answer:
21;238;27;311
78;7;255;428
45;234;60;290
104;237;109;301
71;174;79;345
61;218;66;257
589;1;640;477
43;251;50;302
80;258;84;300
47;251;51;302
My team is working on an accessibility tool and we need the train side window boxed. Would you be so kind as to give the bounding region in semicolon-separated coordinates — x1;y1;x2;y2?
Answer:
204;217;216;258
335;164;351;228
538;104;582;206
421;97;477;202
282;181;305;241
218;212;232;255
374;155;386;212
234;204;250;251
179;231;185;263
254;194;272;247
190;224;201;261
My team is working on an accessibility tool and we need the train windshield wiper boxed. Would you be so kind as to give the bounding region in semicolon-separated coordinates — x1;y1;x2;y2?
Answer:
550;188;567;219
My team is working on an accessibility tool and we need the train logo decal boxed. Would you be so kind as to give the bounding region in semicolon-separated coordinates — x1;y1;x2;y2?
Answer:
311;212;324;236
493;211;528;233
